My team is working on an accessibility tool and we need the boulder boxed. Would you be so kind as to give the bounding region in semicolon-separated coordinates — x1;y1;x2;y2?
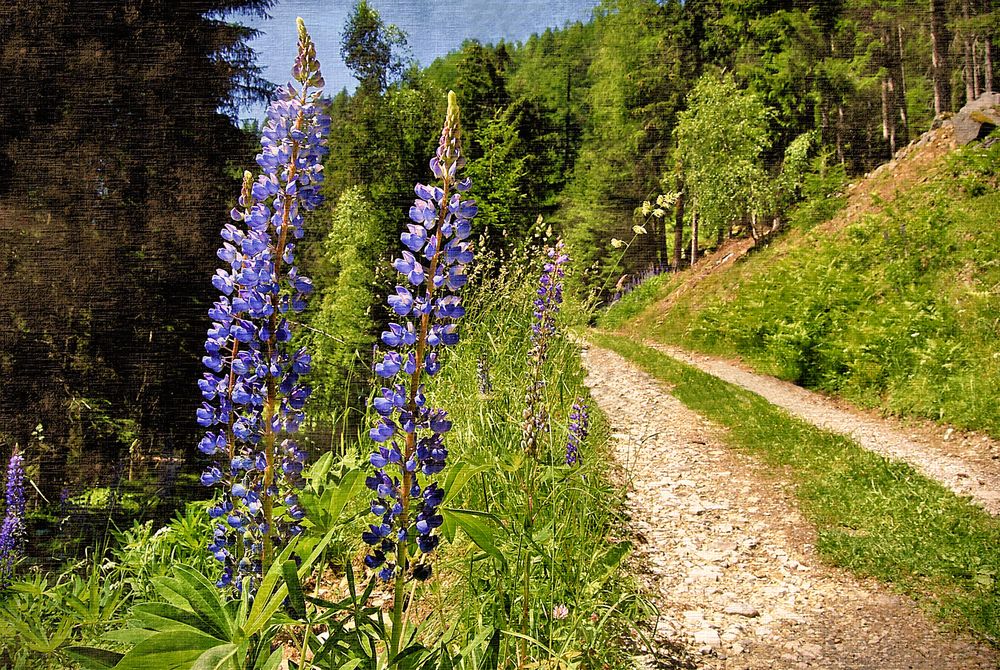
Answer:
952;92;1000;144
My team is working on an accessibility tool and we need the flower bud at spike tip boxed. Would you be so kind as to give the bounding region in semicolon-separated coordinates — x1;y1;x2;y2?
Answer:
446;91;461;138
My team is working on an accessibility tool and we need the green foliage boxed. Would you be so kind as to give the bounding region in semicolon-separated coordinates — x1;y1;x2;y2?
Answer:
786;153;848;230
464;108;527;251
676;72;772;237
418;263;653;668
593;332;1000;643
0;502;215;667
340;0;409;93
597;272;679;331
623;139;1000;437
308;187;387;415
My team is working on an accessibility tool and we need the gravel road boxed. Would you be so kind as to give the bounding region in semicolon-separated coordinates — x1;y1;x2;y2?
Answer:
645;342;1000;516
581;342;998;669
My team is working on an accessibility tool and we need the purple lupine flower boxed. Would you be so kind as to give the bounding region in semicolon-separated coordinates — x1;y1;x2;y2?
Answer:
0;447;26;587
199;18;328;592
566;398;588;466
364;92;474;582
522;241;570;458
476;354;493;395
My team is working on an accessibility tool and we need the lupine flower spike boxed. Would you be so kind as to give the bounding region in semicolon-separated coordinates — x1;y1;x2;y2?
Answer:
522;241;570;458
566;398;588;466
198;18;329;592
364;92;475;584
476;354;493;396
0;447;26;587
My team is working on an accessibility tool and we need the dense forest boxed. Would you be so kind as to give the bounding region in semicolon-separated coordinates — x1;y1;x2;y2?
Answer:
307;0;1000;422
0;0;998;524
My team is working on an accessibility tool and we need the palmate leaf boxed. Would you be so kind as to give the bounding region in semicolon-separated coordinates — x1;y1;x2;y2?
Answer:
245;529;334;636
112;629;226;670
190;642;240;670
154;565;234;640
62;646;125;670
322;467;367;525
441;462;489;506
62;645;125;669
282;559;307;620
130;601;211;635
441;508;506;567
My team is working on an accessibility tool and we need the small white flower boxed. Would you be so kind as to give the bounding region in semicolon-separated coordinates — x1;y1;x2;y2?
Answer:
641;201;652;216
652;208;665;218
611;238;624;248
632;225;647;235
552;604;569;620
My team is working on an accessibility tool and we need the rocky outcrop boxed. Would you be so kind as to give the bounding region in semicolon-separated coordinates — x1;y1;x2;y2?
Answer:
953;92;1000;144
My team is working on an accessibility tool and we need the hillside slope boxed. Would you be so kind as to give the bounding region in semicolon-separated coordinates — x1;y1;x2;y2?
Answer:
612;123;1000;437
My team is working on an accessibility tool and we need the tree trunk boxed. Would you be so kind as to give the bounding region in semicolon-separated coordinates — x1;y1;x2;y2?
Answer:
881;76;897;156
881;78;890;143
974;38;982;99
963;0;975;103
690;210;699;266
986;37;995;94
930;0;952;114
897;24;909;139
836;104;845;165
673;173;685;271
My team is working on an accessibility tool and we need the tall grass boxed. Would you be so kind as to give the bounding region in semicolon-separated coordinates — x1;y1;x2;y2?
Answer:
416;264;652;667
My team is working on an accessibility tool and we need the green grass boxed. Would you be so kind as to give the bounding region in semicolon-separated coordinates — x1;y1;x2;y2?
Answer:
598;272;681;331
618;139;1000;437
592;331;1000;645
422;271;652;668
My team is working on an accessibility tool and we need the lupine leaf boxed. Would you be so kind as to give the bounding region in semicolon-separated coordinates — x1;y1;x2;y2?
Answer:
442;463;489;505
258;646;285;670
113;630;223;670
61;646;124;670
282;560;307;619
442;508;506;567
130;602;212;635
325;468;366;522
101;627;157;645
191;643;239;670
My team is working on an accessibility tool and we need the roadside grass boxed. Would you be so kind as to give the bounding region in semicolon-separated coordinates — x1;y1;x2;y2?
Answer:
599;272;682;331
591;331;1000;645
613;139;1000;438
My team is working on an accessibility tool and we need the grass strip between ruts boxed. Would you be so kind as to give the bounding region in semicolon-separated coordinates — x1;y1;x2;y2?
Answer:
589;330;1000;647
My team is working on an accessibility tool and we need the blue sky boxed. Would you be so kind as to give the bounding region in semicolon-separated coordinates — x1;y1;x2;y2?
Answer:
240;0;600;120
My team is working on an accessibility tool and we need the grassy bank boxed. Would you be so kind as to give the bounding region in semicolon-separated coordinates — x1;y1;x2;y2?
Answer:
592;331;1000;645
611;139;1000;437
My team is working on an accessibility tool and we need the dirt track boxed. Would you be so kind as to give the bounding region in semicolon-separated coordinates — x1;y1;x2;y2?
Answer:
581;342;998;669
645;342;1000;517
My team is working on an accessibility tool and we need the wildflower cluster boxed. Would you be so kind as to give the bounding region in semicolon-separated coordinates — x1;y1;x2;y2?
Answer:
611;261;671;302
522;241;570;457
364;92;475;582
0;448;25;587
197;19;329;589
566;398;589;466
